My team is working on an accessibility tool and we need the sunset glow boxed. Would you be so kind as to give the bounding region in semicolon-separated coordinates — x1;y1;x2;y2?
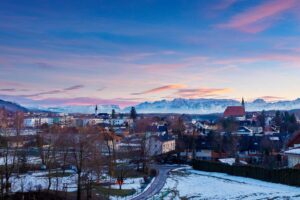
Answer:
1;0;300;107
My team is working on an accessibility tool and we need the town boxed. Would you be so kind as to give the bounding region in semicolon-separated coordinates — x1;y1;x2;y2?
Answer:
1;98;300;199
2;0;300;199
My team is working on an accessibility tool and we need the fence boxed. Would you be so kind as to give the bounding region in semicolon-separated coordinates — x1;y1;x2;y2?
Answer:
192;160;300;187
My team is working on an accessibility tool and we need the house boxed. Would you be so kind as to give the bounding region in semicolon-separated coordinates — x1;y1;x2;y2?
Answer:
24;117;54;127
238;136;261;161
223;106;246;121
287;133;300;148
194;121;218;135
146;133;175;156
284;148;300;168
264;125;280;135
284;133;300;168
234;126;253;136
110;118;125;126
96;113;110;120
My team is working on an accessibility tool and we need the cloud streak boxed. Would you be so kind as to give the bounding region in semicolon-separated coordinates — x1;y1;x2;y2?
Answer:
258;96;285;102
131;84;186;95
218;0;297;33
19;85;85;98
175;88;232;98
0;88;16;92
64;85;84;91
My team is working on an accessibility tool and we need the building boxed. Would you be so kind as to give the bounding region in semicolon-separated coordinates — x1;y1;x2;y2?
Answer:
223;106;246;121
283;133;300;168
24;117;54;127
287;133;300;148
146;133;175;156
234;126;253;136
284;148;300;168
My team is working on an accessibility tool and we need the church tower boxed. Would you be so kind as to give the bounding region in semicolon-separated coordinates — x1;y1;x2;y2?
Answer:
95;105;98;117
241;97;245;108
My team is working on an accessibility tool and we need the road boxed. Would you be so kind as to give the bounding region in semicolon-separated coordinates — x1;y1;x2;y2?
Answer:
131;165;182;200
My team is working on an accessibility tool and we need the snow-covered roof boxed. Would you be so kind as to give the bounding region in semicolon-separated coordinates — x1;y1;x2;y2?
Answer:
219;158;247;166
284;148;300;155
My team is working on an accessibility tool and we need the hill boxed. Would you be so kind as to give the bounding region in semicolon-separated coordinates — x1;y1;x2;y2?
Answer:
0;99;28;112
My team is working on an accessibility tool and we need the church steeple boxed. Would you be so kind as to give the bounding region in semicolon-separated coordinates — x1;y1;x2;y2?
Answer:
241;97;245;108
95;105;98;117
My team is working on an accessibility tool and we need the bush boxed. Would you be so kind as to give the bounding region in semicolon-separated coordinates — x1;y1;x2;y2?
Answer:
192;160;300;187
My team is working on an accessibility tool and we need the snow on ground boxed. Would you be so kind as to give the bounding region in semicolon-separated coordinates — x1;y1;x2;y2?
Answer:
0;156;42;165
10;170;78;192
155;167;300;200
110;177;154;200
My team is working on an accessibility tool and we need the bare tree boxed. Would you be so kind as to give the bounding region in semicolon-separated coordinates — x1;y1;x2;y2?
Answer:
0;110;19;196
70;126;99;200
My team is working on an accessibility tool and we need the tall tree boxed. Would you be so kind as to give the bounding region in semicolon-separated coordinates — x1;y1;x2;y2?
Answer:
111;109;116;119
171;117;186;157
130;107;137;120
257;110;266;130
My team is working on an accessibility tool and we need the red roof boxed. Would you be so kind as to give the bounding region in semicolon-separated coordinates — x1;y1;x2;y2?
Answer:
288;133;300;148
224;106;245;117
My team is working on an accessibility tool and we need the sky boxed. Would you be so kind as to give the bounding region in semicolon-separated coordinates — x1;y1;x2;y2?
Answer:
1;0;300;108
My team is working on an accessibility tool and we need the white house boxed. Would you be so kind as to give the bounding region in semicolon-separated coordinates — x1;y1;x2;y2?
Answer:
24;117;54;127
234;126;253;136
284;148;300;168
146;135;175;156
110;118;125;126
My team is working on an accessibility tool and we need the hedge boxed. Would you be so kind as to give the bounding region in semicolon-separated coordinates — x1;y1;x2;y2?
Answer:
192;160;300;187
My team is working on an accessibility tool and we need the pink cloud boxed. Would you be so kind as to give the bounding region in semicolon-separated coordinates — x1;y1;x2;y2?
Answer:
18;85;85;98
132;84;186;95
175;88;232;98
64;85;84;91
0;88;16;92
33;97;138;108
259;96;285;102
0;80;24;87
218;0;297;33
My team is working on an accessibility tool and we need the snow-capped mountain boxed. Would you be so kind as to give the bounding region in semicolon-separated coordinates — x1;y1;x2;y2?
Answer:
45;105;121;114
124;98;300;114
124;98;239;114
8;98;300;114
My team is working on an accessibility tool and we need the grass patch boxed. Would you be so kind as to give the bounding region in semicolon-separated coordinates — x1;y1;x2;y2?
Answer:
93;185;135;197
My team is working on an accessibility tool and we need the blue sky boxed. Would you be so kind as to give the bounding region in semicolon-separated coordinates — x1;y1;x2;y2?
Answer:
1;0;300;107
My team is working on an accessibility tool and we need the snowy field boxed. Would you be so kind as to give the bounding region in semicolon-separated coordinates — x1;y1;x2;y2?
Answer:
9;170;147;199
155;167;300;200
10;170;78;192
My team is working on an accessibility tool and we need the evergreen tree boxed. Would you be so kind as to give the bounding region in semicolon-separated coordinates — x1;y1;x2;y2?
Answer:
130;107;137;120
257;110;266;129
111;109;116;119
274;111;282;126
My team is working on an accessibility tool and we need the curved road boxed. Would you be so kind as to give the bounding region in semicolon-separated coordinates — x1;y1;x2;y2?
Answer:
131;165;182;200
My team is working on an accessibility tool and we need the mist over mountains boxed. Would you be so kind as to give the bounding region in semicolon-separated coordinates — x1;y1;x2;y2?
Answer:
2;98;300;114
28;98;300;114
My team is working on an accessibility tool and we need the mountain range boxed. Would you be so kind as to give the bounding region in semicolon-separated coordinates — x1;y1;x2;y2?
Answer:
0;99;28;112
2;98;300;114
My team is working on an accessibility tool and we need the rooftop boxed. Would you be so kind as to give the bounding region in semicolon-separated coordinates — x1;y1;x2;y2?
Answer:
224;106;245;117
